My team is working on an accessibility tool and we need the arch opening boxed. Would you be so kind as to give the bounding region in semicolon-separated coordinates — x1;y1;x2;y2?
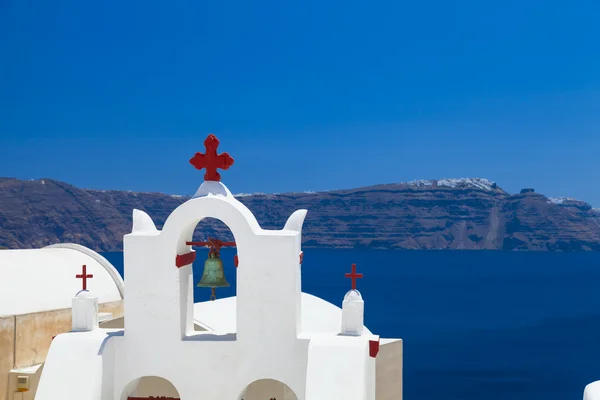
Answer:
121;376;181;400
189;217;238;304
238;379;299;400
178;216;241;338
162;194;259;339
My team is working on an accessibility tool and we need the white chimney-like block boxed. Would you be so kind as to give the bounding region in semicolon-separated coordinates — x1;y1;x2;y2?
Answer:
72;290;99;332
341;289;364;336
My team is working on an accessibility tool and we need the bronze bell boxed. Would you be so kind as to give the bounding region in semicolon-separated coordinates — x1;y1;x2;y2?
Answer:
197;251;230;300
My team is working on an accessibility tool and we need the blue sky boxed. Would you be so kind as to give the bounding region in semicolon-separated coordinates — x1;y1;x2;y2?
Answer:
1;0;599;206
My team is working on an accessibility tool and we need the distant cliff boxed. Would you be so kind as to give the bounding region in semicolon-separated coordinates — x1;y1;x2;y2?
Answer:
1;177;600;251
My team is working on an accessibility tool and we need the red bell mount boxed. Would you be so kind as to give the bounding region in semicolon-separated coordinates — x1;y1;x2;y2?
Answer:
188;240;305;266
176;239;304;268
186;238;239;268
186;237;235;257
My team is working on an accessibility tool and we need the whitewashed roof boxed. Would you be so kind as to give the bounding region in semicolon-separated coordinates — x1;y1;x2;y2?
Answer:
193;292;372;335
0;244;124;317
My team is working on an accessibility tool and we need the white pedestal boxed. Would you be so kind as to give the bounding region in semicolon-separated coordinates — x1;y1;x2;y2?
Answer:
341;289;364;336
72;290;99;332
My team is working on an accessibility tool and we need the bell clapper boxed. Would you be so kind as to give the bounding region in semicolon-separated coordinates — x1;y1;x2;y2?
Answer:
210;287;216;301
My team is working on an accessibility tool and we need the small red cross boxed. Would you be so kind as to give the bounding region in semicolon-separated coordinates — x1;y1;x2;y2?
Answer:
76;264;93;291
345;263;363;290
189;134;234;182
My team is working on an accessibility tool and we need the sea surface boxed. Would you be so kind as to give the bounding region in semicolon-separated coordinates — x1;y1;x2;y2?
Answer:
101;249;600;400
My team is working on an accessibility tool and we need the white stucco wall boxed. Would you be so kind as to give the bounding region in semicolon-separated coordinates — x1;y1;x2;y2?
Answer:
305;335;374;400
35;329;115;400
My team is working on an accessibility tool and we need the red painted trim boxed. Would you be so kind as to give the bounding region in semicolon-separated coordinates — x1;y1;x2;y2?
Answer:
234;254;239;268
175;251;196;268
187;238;235;258
186;241;236;247
369;339;380;358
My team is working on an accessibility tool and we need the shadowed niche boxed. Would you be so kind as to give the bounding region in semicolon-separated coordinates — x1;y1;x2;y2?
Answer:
121;376;181;400
238;379;298;400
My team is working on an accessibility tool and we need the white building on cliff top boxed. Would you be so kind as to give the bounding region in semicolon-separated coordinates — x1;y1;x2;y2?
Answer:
19;134;402;400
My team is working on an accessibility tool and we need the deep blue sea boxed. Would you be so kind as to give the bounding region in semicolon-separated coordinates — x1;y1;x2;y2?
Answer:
101;249;600;400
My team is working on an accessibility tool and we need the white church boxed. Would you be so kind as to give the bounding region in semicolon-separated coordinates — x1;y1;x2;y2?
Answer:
0;134;403;400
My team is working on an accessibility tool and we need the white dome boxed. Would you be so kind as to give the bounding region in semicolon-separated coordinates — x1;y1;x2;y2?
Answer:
0;243;124;317
192;292;372;335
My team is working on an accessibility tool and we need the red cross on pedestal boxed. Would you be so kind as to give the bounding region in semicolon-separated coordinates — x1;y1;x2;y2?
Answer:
76;264;93;291
189;134;234;182
345;263;363;290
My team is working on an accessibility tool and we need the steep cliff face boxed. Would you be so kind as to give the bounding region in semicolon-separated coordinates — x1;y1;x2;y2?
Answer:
0;178;182;250
1;177;599;251
501;193;600;251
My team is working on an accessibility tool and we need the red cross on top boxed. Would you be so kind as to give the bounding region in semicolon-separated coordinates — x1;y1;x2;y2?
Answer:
189;134;235;182
345;263;363;290
76;264;93;291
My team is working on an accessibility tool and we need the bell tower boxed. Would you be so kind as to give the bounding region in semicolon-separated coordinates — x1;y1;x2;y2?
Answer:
169;133;305;342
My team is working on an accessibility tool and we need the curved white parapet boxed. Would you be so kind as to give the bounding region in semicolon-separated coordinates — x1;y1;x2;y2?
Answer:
585;381;600;400
131;209;158;234
283;209;308;233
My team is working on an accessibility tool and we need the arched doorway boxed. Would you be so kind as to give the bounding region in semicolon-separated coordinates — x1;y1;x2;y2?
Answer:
238;379;298;400
122;376;181;400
